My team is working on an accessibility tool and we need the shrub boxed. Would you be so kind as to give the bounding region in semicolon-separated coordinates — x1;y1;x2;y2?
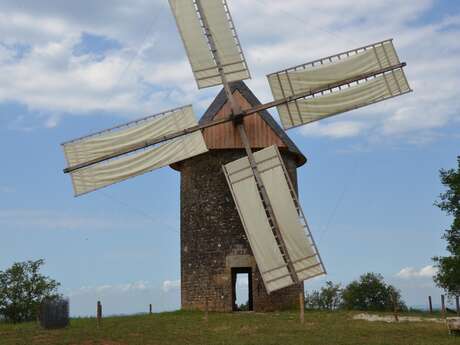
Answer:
0;259;61;323
433;157;460;297
341;272;406;311
305;281;342;310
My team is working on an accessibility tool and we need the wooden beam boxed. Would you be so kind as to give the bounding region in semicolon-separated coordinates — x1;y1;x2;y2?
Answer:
428;296;433;314
236;123;299;284
97;301;102;328
194;0;241;115
245;63;407;116
299;292;305;324
441;294;446;319
195;0;298;285
63;63;407;174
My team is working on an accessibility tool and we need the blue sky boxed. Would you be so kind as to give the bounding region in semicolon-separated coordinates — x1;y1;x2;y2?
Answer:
1;0;459;316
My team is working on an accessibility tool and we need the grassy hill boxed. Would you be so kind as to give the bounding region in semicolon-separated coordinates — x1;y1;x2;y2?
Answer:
0;310;457;345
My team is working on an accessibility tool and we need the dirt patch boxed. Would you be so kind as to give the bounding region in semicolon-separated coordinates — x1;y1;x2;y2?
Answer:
70;341;94;345
353;313;445;323
69;340;127;345
32;334;58;344
213;325;230;332
101;341;128;345
127;333;143;337
238;325;259;335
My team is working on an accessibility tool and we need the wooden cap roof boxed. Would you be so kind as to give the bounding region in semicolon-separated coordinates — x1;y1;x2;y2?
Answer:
200;81;306;167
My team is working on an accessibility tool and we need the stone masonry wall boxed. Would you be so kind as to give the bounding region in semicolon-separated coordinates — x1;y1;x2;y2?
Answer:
179;149;303;312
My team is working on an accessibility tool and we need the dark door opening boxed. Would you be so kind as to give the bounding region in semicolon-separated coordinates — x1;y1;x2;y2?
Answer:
231;267;253;311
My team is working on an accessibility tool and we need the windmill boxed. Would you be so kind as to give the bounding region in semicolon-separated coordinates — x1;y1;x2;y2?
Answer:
62;0;411;311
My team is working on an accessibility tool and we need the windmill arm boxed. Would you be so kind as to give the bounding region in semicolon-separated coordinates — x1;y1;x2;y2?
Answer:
63;62;406;174
62;115;231;174
247;62;407;116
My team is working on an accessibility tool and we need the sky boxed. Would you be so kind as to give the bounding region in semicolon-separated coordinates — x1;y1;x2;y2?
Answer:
0;0;459;316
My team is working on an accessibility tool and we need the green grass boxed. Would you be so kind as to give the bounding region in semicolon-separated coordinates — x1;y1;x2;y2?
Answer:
0;310;457;345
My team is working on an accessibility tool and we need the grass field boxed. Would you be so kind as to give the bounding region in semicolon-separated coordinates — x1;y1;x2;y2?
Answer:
0;310;458;345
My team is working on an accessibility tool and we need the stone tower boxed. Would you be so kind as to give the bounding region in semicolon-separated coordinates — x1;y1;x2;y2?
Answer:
172;82;307;312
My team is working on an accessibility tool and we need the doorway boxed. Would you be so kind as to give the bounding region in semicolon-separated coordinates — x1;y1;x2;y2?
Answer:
231;267;253;311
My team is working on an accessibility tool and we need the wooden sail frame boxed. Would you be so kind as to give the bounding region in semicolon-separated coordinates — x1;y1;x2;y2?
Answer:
63;62;406;174
267;39;412;130
193;0;299;285
169;0;250;89
223;146;326;293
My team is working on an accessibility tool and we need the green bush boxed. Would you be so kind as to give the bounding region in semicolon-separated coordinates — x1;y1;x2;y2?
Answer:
306;274;407;312
305;281;342;310
433;156;460;297
0;259;61;323
341;272;406;311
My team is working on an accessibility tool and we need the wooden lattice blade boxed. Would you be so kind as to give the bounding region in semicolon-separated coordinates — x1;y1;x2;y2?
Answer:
267;39;412;130
61;105;208;196
169;0;250;89
223;145;325;293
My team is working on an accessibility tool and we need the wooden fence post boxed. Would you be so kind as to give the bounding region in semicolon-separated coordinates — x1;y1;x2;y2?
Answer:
149;304;152;315
97;301;102;328
441;295;446;319
428;296;433;314
299;292;305;324
36;303;41;325
391;293;399;322
204;296;209;322
456;296;459;317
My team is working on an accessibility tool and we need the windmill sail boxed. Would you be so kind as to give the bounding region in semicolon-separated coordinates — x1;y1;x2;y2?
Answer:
169;0;250;89
62;105;208;196
223;146;325;293
267;39;411;129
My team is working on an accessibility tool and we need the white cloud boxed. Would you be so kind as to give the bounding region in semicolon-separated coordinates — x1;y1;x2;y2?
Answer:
300;121;368;139
44;113;61;128
396;265;438;279
162;279;181;293
233;0;460;142
0;1;166;46
0;45;15;64
0;0;459;142
0;11;71;44
382;104;453;135
0;0;204;126
69;281;149;297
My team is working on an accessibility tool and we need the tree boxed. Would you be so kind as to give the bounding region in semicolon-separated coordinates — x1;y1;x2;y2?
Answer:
305;281;342;310
341;273;406;311
433;157;460;297
304;289;320;310
0;259;60;323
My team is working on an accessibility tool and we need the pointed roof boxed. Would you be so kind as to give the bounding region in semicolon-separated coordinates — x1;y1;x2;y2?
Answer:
200;81;306;166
